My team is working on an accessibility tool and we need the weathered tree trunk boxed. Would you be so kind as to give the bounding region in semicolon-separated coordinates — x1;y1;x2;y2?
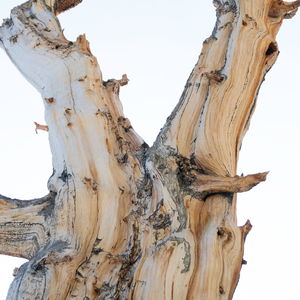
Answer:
0;0;297;299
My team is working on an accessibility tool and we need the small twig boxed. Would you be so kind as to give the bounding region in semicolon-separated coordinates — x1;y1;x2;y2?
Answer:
34;122;49;134
119;74;129;86
240;220;253;240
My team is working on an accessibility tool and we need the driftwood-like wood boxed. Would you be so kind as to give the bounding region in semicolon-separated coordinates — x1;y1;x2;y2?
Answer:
0;0;298;299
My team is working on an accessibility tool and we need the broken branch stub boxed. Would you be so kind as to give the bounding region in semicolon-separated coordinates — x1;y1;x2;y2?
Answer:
34;122;49;133
190;172;268;197
43;0;83;15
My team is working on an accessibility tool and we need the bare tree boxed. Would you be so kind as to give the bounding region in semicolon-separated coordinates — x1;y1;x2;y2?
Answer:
0;0;298;299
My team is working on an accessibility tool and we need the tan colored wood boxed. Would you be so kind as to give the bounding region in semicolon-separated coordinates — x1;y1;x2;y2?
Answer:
0;0;297;299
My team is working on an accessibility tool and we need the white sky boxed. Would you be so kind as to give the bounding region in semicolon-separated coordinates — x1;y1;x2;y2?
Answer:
0;1;300;299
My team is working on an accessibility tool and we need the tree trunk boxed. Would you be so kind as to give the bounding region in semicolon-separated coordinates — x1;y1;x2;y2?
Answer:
0;0;297;299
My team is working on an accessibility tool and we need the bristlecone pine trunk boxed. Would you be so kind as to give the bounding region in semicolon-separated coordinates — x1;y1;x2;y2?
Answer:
0;0;298;299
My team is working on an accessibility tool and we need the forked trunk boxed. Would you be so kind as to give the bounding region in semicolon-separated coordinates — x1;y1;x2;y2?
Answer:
0;0;297;299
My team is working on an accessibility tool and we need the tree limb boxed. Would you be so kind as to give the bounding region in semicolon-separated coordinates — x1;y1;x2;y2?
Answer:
43;0;83;15
190;172;268;197
269;0;300;18
0;193;55;259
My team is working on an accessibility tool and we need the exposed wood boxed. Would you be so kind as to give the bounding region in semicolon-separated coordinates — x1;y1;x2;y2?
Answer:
269;0;300;18
0;0;296;299
0;194;54;259
34;122;49;133
44;0;83;15
190;172;268;197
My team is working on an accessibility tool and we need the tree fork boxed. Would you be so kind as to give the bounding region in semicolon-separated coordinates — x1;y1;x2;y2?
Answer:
0;0;296;299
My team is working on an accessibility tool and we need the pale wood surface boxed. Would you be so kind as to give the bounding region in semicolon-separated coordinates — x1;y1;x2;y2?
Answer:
0;0;297;299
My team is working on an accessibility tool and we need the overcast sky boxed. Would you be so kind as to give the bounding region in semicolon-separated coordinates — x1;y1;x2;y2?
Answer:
0;1;300;299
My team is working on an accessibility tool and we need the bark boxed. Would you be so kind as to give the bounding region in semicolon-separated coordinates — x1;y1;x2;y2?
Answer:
0;0;297;299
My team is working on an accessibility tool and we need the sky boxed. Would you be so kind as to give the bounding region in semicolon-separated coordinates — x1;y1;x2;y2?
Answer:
0;1;300;299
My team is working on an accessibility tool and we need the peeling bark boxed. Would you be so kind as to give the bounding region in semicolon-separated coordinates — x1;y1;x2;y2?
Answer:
0;0;294;299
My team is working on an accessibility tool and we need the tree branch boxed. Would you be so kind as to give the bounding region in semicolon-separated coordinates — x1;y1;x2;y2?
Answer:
269;0;300;18
0;193;55;259
153;0;282;177
43;0;83;15
189;172;268;198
